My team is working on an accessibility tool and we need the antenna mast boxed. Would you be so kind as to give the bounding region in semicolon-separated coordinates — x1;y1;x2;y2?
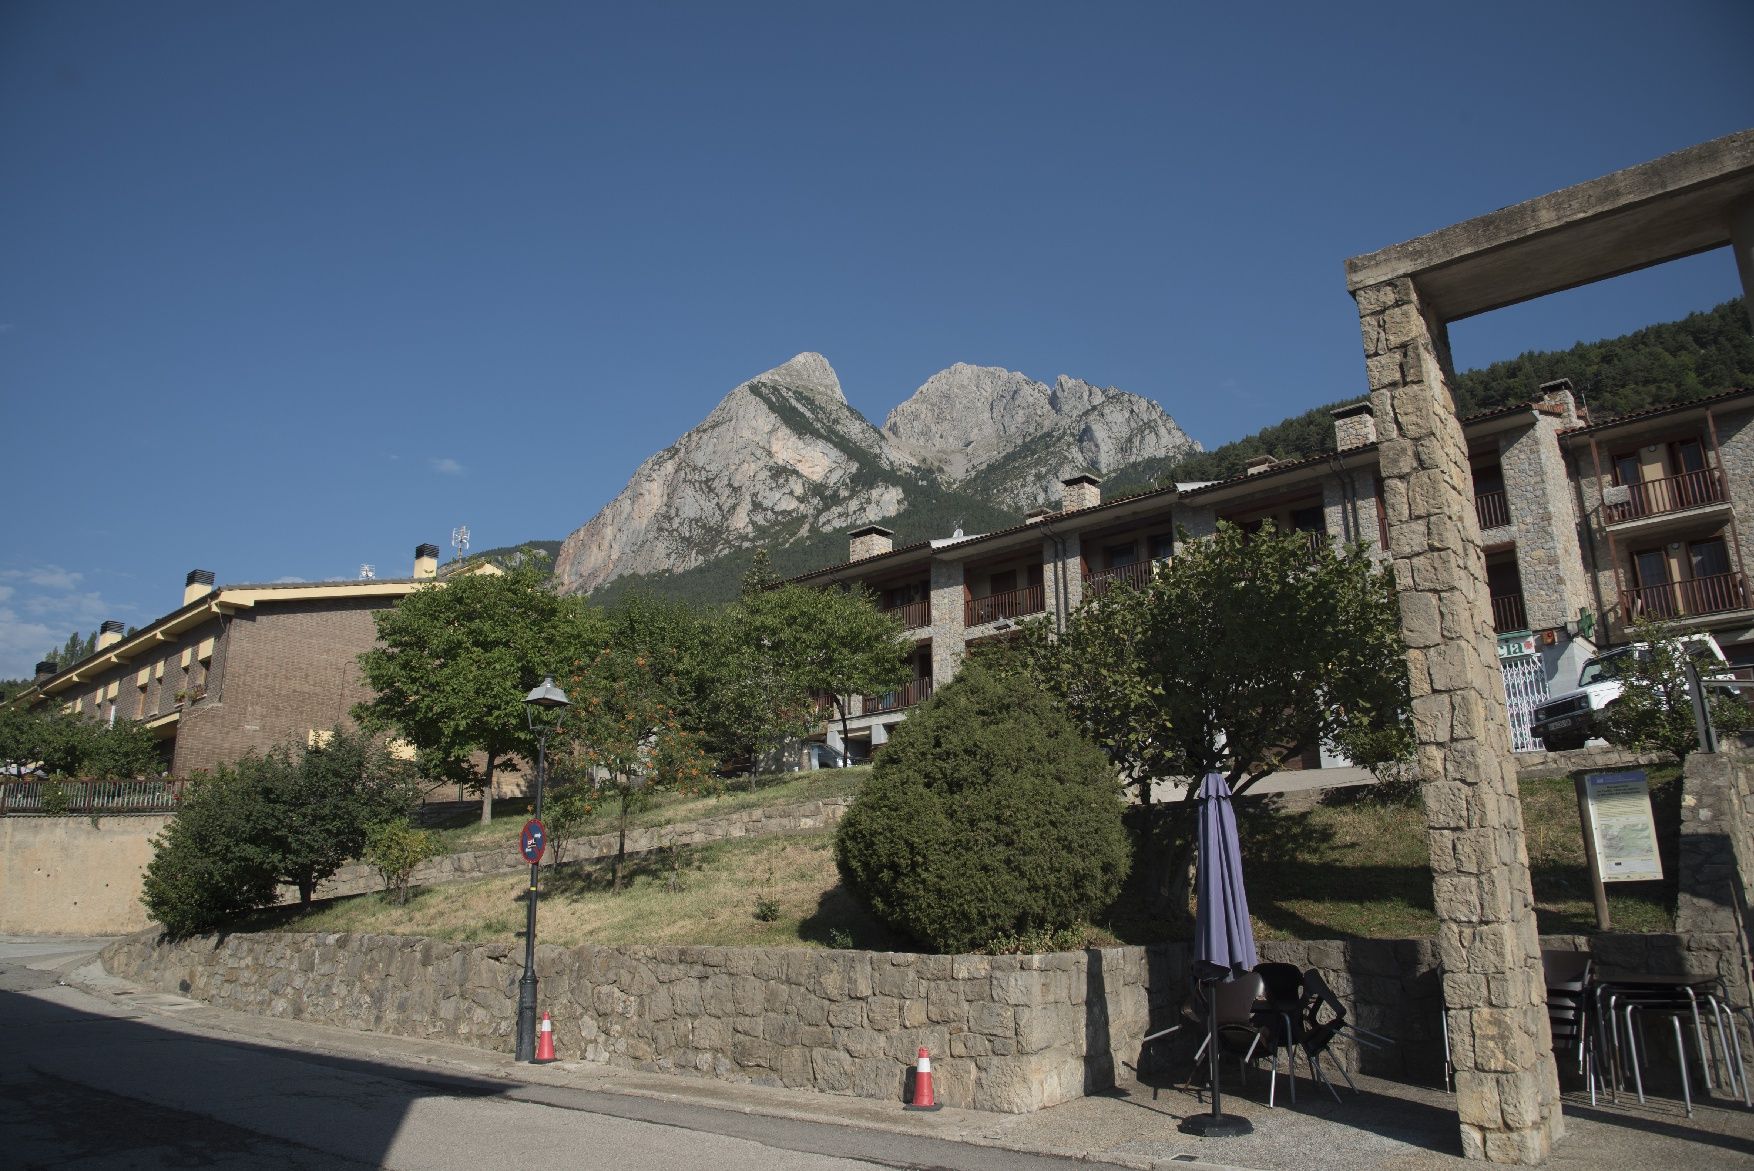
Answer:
451;525;470;562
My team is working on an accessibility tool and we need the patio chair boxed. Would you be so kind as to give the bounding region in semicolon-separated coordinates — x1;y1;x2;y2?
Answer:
1182;971;1271;1097
1540;949;1597;1104
1251;962;1306;1107
1299;969;1393;1102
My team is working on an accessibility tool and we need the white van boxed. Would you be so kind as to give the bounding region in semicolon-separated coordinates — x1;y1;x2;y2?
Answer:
1530;633;1730;750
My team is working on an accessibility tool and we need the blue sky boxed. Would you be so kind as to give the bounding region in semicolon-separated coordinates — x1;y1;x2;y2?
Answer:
2;1;1751;678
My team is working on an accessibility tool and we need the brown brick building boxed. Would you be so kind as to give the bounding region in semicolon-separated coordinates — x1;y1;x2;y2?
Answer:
10;545;447;776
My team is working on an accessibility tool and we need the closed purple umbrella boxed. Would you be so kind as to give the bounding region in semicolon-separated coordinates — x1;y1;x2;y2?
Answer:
1180;771;1258;1137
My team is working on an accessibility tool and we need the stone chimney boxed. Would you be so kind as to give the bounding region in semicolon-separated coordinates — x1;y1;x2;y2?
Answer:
35;660;58;682
97;619;125;650
184;569;216;606
1331;401;1377;450
1539;378;1580;426
1060;474;1102;512
414;543;440;580
1244;454;1278;475
848;525;895;562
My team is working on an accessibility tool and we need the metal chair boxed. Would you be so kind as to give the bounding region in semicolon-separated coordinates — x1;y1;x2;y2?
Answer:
1540;949;1597;1104
1299;969;1393;1102
1252;962;1306;1107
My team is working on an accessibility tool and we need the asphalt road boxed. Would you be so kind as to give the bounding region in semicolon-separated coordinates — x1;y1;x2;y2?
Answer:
0;937;1132;1171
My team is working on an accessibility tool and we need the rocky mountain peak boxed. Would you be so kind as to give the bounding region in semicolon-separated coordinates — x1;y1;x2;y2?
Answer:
747;351;844;402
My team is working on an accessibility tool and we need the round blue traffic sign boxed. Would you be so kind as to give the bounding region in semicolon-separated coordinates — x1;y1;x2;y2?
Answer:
520;818;547;864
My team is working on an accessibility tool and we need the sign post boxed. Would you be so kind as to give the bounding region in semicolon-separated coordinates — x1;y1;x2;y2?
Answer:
1574;769;1664;931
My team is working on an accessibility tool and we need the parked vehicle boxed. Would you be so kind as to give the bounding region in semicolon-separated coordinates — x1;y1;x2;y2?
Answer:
1531;633;1731;750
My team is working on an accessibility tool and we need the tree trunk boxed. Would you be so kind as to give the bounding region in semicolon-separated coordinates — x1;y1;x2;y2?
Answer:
479;751;496;825
834;696;853;769
612;791;629;893
298;876;314;906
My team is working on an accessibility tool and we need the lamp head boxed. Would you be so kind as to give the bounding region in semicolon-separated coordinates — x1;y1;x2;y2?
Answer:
524;675;570;712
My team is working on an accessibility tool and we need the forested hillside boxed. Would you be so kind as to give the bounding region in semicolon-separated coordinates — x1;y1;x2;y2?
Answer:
1129;297;1754;489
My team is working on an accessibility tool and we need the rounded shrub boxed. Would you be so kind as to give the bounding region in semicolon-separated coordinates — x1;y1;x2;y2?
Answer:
833;658;1129;953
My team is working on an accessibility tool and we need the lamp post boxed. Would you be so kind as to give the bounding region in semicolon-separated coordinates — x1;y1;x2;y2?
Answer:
515;674;569;1063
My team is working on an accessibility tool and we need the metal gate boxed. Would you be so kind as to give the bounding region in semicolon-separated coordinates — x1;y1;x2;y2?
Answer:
1500;653;1550;752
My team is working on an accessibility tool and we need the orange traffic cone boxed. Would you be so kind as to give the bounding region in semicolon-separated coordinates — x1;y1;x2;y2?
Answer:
905;1046;942;1111
533;1011;558;1064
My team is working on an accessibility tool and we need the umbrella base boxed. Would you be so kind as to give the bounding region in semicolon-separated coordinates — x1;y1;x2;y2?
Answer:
1179;1112;1254;1138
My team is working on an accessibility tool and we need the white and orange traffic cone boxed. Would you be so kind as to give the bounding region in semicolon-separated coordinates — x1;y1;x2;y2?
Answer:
905;1046;941;1111
533;1011;558;1064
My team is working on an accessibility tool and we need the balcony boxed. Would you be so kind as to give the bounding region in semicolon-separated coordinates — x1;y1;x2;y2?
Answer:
1621;572;1750;622
1475;489;1511;531
964;583;1044;627
1604;468;1726;525
881;598;929;630
1490;593;1528;634
862;677;934;714
1083;560;1156;600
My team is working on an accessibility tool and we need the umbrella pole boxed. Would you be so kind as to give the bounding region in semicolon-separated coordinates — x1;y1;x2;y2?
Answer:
1179;976;1253;1138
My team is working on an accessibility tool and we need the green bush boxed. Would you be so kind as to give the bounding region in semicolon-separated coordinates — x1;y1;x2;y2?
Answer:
141;729;420;935
364;818;442;904
834;659;1130;953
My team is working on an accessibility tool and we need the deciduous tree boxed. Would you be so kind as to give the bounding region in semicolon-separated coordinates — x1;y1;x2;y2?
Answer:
355;556;607;822
1021;521;1412;915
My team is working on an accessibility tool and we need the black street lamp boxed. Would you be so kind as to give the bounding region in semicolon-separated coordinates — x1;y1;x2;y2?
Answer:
515;674;569;1062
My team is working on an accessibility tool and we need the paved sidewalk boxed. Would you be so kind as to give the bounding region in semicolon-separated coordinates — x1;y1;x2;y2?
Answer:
24;936;1754;1171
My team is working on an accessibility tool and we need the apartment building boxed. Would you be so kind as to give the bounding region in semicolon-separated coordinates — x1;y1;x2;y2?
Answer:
791;383;1754;762
9;545;448;776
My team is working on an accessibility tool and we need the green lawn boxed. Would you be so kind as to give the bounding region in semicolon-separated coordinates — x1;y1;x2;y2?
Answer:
255;764;1682;951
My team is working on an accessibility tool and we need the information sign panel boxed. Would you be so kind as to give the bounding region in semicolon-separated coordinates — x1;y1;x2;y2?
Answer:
1581;770;1662;882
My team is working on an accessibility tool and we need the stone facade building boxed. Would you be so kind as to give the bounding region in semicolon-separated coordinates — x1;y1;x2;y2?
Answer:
788;385;1754;765
9;545;446;776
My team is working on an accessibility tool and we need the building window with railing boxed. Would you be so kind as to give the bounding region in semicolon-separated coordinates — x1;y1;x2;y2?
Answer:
964;565;1044;626
1605;437;1726;523
1622;537;1749;620
1472;464;1510;530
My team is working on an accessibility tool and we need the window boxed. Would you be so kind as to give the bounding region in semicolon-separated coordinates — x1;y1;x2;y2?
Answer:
1104;543;1137;569
1690;538;1730;580
1149;533;1174;562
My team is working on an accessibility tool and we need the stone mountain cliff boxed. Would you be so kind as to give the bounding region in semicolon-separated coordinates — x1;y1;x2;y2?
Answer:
553;352;1200;595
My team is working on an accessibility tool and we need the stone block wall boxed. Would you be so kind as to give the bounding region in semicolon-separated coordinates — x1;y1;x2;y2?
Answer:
102;932;1173;1113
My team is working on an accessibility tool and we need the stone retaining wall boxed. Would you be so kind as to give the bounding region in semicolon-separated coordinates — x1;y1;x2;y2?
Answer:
303;797;852;902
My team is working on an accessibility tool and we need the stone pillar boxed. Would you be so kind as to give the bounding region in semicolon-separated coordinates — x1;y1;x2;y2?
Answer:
928;557;966;688
1354;277;1563;1164
1732;197;1754;333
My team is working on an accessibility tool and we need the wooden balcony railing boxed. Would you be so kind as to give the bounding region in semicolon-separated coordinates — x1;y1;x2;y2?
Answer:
1475;490;1511;531
1621;572;1750;621
1490;593;1528;634
1082;560;1156;600
861;677;934;715
964;583;1045;626
1604;468;1726;524
881;598;929;629
1;777;186;816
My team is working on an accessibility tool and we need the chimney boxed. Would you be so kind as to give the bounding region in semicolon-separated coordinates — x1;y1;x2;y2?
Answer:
414;543;441;580
848;525;895;562
1539;378;1580;426
1244;454;1278;475
97;619;125;650
1025;505;1057;524
1060;473;1102;512
35;660;58;682
184;569;216;606
1331;401;1377;451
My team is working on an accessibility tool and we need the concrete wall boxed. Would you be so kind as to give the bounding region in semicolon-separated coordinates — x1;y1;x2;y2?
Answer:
1;815;169;934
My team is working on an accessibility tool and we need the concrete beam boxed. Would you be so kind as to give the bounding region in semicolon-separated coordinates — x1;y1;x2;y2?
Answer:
1347;130;1754;321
